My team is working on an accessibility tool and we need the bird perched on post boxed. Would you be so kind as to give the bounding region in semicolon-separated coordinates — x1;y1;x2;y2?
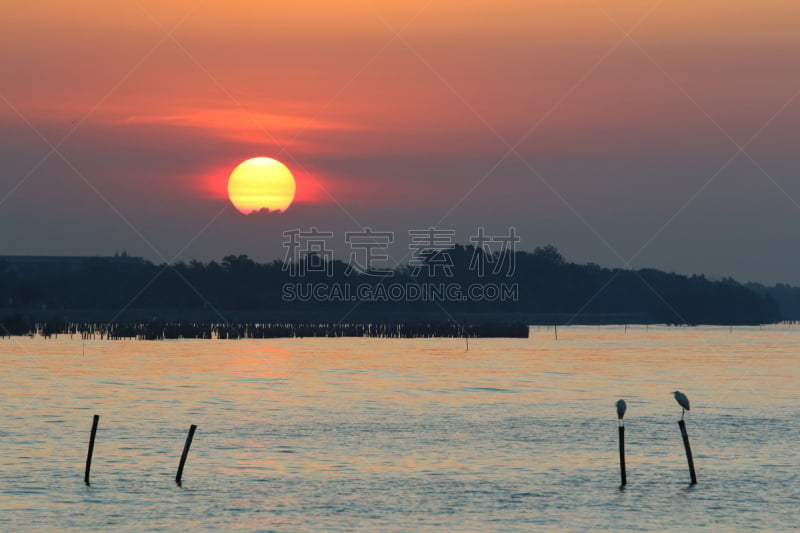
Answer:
616;399;627;424
672;391;690;419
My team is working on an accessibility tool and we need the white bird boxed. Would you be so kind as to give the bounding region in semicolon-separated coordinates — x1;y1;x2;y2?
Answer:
672;390;690;419
616;399;627;423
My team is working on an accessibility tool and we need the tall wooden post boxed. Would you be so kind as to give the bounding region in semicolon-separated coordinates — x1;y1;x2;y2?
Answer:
176;424;197;486
678;420;697;485
619;425;627;487
84;415;99;485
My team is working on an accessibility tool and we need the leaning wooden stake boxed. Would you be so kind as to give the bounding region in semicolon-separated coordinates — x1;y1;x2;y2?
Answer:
84;414;99;485
176;424;197;486
678;419;697;485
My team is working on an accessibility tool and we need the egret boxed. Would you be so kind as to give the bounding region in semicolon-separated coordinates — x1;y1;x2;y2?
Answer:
672;390;690;419
616;399;627;423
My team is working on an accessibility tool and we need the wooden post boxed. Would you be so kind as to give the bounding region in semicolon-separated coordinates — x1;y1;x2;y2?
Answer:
84;414;99;485
554;324;558;340
678;420;697;485
176;424;197;486
619;425;627;487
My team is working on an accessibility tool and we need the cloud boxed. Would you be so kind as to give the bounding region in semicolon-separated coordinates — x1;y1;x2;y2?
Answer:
120;106;362;150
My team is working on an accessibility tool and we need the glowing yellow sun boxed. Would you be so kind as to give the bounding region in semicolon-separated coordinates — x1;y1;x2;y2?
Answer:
227;157;296;214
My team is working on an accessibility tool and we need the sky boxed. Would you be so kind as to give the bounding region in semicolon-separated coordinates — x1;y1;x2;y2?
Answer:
1;0;800;284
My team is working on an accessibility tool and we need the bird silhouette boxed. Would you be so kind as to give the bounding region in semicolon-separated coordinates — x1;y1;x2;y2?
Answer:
672;390;690;419
616;399;627;424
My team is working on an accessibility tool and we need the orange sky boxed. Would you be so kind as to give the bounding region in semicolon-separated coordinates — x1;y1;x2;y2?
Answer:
5;1;799;157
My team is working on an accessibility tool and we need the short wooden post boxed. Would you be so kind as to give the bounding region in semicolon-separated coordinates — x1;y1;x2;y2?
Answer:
84;414;99;485
176;424;197;486
618;425;627;487
678;420;697;485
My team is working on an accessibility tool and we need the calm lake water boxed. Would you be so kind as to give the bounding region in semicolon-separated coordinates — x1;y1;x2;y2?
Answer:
0;326;798;531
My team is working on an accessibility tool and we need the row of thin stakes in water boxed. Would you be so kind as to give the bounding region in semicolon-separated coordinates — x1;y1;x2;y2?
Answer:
615;391;697;487
83;414;197;487
82;392;695;489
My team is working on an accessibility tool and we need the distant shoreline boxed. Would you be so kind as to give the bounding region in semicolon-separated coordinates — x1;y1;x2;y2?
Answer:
1;248;784;326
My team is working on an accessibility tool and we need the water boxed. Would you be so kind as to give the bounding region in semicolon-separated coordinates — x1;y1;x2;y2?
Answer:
0;326;798;531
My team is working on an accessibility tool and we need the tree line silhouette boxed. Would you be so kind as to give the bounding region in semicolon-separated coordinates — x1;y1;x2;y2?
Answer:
747;282;800;321
0;245;783;330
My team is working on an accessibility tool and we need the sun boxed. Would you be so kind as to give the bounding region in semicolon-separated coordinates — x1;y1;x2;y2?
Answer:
227;157;296;214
